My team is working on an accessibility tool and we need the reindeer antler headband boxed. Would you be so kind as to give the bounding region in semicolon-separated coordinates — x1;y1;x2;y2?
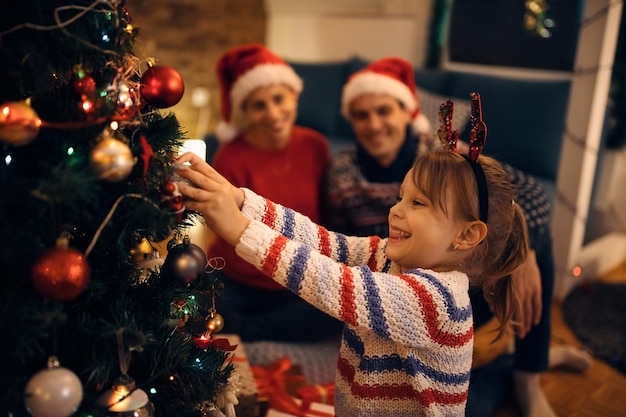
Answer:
438;92;489;223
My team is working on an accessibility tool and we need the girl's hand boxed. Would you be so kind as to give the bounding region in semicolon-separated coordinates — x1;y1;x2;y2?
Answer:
174;152;249;246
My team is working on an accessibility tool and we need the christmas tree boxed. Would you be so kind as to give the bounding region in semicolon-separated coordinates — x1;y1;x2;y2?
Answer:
0;1;235;417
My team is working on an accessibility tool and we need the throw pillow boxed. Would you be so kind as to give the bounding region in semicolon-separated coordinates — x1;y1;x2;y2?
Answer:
418;88;472;135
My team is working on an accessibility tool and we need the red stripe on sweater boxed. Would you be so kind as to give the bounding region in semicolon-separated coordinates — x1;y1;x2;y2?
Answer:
260;235;289;277
337;357;467;406
339;264;358;326
366;236;381;271
398;274;472;347
318;226;332;257
262;199;277;227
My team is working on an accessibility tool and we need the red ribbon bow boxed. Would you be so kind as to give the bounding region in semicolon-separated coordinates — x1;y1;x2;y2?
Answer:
251;357;307;416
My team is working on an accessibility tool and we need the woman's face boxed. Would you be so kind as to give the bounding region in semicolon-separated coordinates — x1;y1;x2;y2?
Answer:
241;84;298;147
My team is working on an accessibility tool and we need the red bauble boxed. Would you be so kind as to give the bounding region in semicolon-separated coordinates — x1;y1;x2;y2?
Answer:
32;244;91;301
140;65;184;108
71;75;96;95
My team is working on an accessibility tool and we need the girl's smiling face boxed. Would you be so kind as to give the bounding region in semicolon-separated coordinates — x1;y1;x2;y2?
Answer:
386;167;465;273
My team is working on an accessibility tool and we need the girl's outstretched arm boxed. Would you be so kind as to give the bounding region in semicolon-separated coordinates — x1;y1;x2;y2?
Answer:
174;152;249;246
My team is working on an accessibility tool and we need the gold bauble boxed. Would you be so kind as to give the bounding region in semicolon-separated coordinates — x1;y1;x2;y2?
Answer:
0;101;42;146
204;312;224;334
91;136;136;182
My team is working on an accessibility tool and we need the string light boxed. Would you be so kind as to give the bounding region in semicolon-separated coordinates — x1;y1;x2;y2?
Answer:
524;0;554;38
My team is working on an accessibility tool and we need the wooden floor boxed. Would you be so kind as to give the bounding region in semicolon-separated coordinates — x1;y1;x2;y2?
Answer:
473;259;626;417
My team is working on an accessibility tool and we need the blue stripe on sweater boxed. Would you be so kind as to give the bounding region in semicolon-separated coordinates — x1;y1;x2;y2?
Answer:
286;245;309;293
281;208;296;240
358;267;390;338
411;269;472;322
361;354;470;386
344;328;470;386
343;327;365;355
335;233;349;264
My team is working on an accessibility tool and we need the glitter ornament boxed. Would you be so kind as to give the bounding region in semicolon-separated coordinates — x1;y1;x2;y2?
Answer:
0;101;42;145
31;237;91;301
140;64;184;108
91;131;137;182
71;75;96;95
163;236;207;284
24;356;83;417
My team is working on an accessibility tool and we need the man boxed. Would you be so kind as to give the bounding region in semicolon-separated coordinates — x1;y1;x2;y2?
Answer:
322;57;590;417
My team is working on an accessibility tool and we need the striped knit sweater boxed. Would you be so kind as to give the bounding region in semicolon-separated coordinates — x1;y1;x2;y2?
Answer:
236;188;473;417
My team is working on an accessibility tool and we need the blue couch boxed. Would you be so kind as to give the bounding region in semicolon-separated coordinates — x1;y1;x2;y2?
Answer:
288;57;572;198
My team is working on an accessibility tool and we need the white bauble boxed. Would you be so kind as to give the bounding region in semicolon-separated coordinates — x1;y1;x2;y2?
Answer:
24;361;83;417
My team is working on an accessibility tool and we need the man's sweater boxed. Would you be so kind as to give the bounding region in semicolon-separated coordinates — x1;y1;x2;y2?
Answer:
235;188;473;417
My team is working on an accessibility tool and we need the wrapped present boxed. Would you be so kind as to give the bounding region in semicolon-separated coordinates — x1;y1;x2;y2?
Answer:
295;382;334;408
251;357;307;417
265;398;335;417
220;334;261;417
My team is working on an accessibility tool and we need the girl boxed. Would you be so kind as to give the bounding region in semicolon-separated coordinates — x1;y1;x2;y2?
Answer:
174;149;529;417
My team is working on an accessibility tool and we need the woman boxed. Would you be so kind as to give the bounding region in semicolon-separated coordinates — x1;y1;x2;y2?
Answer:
208;44;341;342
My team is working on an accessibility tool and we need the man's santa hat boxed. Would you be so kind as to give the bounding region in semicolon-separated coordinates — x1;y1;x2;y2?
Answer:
341;57;431;134
215;44;303;142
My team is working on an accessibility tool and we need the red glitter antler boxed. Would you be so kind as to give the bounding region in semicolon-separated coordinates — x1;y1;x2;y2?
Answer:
468;92;487;162
437;100;458;152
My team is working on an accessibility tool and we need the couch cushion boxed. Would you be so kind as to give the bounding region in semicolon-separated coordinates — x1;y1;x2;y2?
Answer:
417;87;472;135
289;60;353;137
447;71;570;181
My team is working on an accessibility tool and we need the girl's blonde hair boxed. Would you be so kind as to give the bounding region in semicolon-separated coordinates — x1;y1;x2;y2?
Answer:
411;151;529;338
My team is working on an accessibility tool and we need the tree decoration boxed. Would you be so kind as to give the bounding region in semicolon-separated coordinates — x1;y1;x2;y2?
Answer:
71;68;97;119
0;100;42;146
91;129;137;182
31;236;91;302
97;329;155;417
1;0;232;414
160;180;185;220
140;61;185;108
194;287;228;349
24;356;83;417
164;235;208;284
138;135;155;177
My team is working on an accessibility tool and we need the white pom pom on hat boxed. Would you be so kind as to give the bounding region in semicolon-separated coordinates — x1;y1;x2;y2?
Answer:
215;44;303;142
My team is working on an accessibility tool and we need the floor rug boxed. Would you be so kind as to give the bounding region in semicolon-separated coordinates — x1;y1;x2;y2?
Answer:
562;281;626;375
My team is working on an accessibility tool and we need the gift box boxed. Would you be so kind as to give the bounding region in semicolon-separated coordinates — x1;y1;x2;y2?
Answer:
265;398;335;417
295;383;334;407
220;334;261;417
251;357;307;417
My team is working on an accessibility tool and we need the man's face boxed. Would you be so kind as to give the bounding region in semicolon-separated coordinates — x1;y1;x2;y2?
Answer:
348;94;412;167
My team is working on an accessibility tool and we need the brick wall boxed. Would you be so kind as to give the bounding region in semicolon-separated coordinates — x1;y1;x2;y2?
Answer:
127;0;266;139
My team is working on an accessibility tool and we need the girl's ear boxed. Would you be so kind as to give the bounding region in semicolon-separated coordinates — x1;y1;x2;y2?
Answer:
455;221;488;250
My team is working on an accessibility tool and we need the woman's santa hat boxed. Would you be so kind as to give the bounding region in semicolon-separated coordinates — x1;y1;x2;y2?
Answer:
341;57;431;134
215;44;303;142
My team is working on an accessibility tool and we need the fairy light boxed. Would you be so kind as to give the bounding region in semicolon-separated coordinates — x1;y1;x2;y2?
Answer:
524;0;554;38
5;154;12;166
572;265;583;277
